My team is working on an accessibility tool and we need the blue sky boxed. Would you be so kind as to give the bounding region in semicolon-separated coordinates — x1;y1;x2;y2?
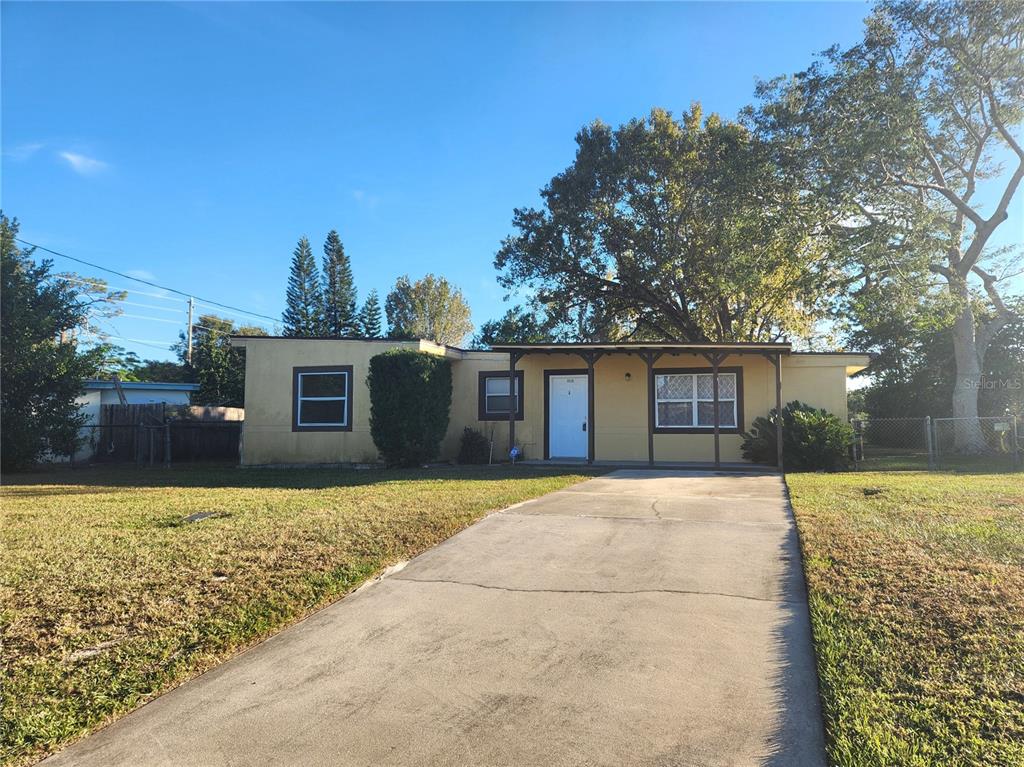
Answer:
5;0;1011;360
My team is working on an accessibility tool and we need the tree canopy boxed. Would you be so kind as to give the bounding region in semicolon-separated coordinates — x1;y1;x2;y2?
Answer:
473;307;554;347
494;105;838;342
852;297;1024;419
385;274;473;346
1;213;106;469
751;0;1023;445
175;314;266;406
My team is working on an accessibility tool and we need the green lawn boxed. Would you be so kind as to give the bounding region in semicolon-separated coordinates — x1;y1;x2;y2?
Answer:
787;470;1024;767
0;464;593;766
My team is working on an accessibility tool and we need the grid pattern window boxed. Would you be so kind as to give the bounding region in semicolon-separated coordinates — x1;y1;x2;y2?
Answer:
654;372;737;429
478;370;525;421
293;366;353;431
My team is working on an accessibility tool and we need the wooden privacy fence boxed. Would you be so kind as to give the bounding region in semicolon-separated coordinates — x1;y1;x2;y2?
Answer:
77;404;244;465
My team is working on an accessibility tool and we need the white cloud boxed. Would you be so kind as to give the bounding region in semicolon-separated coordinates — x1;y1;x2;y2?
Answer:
4;142;44;161
124;269;157;281
352;189;381;210
123;269;171;297
58;150;108;175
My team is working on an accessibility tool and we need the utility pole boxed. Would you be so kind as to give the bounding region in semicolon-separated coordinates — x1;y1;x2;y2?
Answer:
186;296;195;365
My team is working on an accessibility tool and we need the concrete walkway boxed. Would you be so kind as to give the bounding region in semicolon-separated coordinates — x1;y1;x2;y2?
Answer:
46;470;827;767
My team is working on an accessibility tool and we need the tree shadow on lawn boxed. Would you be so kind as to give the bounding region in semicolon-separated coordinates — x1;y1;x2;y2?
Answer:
3;462;603;493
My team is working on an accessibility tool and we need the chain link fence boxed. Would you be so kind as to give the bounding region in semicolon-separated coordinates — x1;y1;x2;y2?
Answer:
851;415;1021;471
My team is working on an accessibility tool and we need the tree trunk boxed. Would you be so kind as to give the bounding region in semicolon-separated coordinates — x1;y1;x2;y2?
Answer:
950;295;986;453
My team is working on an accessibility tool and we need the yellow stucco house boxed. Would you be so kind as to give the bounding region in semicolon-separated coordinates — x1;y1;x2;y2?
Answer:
230;336;869;469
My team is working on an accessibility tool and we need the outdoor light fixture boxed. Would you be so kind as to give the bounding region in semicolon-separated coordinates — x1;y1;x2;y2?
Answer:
625;372;632;381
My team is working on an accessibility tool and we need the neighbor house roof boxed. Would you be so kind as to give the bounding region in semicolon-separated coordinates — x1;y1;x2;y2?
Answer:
84;380;200;392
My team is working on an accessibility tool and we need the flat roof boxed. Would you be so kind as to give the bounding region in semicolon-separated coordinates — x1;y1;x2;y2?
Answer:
488;341;792;353
85;380;201;391
226;335;868;360
229;335;398;342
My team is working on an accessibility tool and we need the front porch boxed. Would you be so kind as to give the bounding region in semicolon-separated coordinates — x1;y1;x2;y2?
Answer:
489;342;789;471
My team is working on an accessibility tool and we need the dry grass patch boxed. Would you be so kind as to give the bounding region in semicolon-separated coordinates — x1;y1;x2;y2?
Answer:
787;470;1024;767
0;464;593;766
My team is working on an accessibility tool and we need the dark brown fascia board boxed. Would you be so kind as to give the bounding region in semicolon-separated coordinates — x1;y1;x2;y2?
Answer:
488;342;792;354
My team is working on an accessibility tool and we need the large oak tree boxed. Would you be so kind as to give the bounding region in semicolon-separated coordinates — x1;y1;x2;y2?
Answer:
753;0;1023;449
494;106;840;342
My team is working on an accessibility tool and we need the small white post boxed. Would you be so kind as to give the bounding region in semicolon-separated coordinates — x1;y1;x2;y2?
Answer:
925;416;935;471
186;296;195;365
1013;415;1020;470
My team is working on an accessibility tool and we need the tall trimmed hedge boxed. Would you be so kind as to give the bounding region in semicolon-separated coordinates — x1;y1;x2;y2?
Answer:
367;350;452;466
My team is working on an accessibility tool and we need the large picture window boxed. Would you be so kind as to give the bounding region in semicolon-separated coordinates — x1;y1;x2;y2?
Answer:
292;365;353;431
477;370;525;421
652;368;742;433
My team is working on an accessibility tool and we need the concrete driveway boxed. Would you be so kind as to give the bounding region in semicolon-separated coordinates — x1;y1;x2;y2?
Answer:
46;470;826;767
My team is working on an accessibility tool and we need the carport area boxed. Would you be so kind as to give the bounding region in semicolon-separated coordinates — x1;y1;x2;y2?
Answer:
45;469;826;767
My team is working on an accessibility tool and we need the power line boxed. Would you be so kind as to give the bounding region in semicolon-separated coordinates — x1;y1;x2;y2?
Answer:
55;274;185;302
21;238;279;323
58;279;270;328
81;331;177;351
193;300;274;323
89;319;179;353
119;313;183;325
120;300;185;314
193;322;247;337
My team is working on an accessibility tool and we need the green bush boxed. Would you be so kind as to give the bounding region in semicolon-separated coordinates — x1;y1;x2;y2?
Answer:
457;427;491;464
367;350;452;467
741;400;854;471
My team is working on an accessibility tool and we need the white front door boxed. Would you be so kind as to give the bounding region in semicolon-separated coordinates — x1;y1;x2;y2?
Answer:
548;374;588;459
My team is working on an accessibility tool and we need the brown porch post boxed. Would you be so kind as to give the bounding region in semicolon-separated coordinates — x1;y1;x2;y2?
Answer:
643;351;663;467
704;352;724;469
585;353;599;464
775;352;784;472
712;354;722;469
573;351;602;465
507;351;520;459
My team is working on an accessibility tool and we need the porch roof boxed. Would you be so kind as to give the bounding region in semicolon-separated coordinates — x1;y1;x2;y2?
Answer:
488;341;791;356
493;340;790;472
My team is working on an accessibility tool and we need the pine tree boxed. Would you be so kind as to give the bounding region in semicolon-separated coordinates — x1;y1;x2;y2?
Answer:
282;236;323;337
322;230;358;336
358;289;383;338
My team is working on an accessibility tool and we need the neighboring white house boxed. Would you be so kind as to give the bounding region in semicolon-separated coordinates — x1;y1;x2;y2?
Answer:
73;380;201;462
77;380;201;425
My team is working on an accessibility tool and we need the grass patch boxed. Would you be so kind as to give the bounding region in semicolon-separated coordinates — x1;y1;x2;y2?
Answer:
0;464;594;766
787;470;1024;766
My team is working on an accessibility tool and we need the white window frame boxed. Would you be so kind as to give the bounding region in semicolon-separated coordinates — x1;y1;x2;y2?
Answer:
654;372;738;429
296;370;349;427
